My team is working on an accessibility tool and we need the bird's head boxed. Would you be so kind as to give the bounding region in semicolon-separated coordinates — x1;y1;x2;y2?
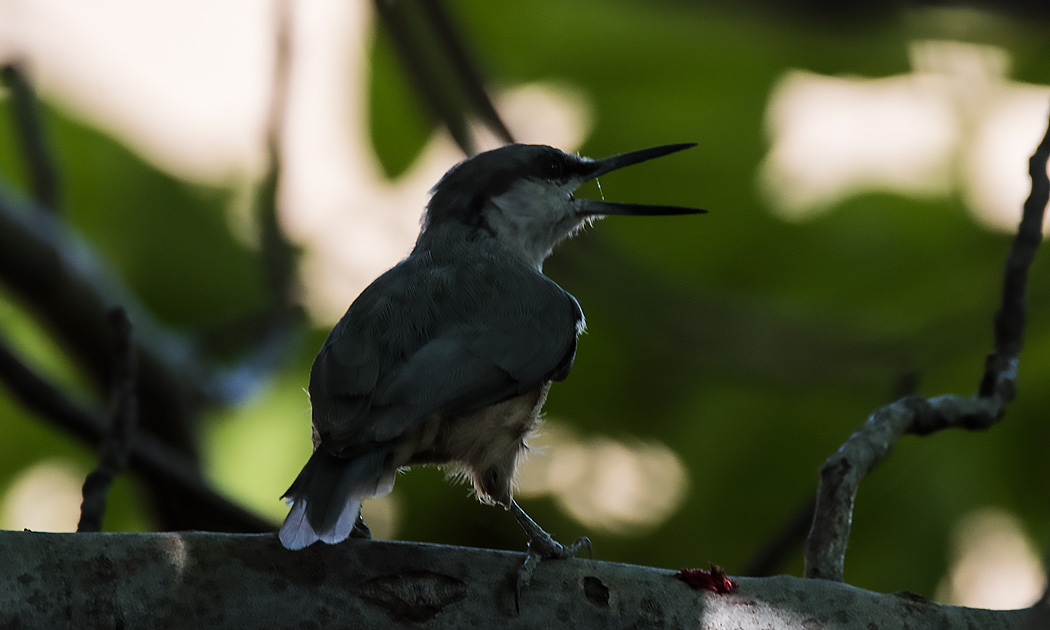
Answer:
418;143;705;268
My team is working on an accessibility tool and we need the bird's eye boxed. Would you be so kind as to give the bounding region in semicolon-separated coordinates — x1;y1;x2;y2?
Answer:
543;156;565;180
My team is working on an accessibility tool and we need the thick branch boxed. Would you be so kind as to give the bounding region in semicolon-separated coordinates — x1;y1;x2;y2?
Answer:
0;179;299;424
0;184;211;430
0;531;1039;629
804;112;1050;581
0;18;303;532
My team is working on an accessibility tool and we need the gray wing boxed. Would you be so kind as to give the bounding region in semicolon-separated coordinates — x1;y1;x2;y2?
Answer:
309;255;582;451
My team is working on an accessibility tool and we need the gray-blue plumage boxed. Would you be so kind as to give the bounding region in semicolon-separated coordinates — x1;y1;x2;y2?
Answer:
279;142;702;553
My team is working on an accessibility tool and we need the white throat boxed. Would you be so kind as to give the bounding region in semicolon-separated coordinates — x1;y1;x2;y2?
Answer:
485;179;586;269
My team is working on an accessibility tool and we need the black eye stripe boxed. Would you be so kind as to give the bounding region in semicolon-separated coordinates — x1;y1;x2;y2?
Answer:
423;144;581;229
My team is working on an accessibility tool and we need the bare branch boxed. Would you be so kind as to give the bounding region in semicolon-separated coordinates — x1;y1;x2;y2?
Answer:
195;0;307;388
417;0;514;145
744;493;814;577
77;309;138;533
0;185;213;528
980;106;1050;397
0;185;275;427
373;0;474;154
0;531;1040;629
0;183;212;424
0;334;274;533
258;0;300;305
372;0;515;155
0;63;60;210
804;110;1050;582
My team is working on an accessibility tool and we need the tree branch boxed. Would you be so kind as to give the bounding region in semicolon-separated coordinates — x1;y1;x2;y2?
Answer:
372;0;514;155
0;63;60;210
194;0;306;391
417;0;514;145
0;531;1041;629
0;184;211;423
744;493;814;577
804;110;1050;582
258;0;300;305
0;335;273;533
980;105;1050;396
77;308;138;533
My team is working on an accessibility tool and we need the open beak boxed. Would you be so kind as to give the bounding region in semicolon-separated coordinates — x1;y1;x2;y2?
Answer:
574;143;707;217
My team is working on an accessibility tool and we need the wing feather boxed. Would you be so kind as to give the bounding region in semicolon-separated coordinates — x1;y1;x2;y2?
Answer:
310;255;583;451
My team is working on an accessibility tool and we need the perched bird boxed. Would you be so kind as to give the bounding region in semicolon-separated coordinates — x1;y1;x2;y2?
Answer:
279;142;703;589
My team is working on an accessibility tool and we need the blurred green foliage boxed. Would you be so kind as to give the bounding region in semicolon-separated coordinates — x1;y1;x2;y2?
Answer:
1;0;1049;602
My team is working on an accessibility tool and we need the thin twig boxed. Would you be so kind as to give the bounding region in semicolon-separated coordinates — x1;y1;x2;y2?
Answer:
418;0;514;145
804;110;1050;582
373;0;475;154
0;334;274;533
195;0;307;391
980;108;1050;397
77;309;138;532
0;61;296;530
748;372;918;577
0;184;210;528
0;63;60;210
744;494;815;577
258;0;299;304
0;183;212;418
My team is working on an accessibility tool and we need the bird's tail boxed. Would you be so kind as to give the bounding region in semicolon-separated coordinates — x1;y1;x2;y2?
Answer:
278;447;394;550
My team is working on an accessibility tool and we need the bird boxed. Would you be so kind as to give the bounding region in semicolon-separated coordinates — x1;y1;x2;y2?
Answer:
279;142;704;595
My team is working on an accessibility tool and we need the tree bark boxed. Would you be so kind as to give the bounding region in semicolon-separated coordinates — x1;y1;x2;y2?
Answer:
0;531;1041;629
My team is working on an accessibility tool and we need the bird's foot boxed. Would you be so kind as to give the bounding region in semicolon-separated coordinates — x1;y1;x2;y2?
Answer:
509;501;590;612
349;514;372;540
517;535;591;604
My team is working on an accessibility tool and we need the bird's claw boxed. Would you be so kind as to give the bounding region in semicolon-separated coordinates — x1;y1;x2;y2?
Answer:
515;535;591;612
349;514;372;539
574;536;593;559
531;534;591;560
